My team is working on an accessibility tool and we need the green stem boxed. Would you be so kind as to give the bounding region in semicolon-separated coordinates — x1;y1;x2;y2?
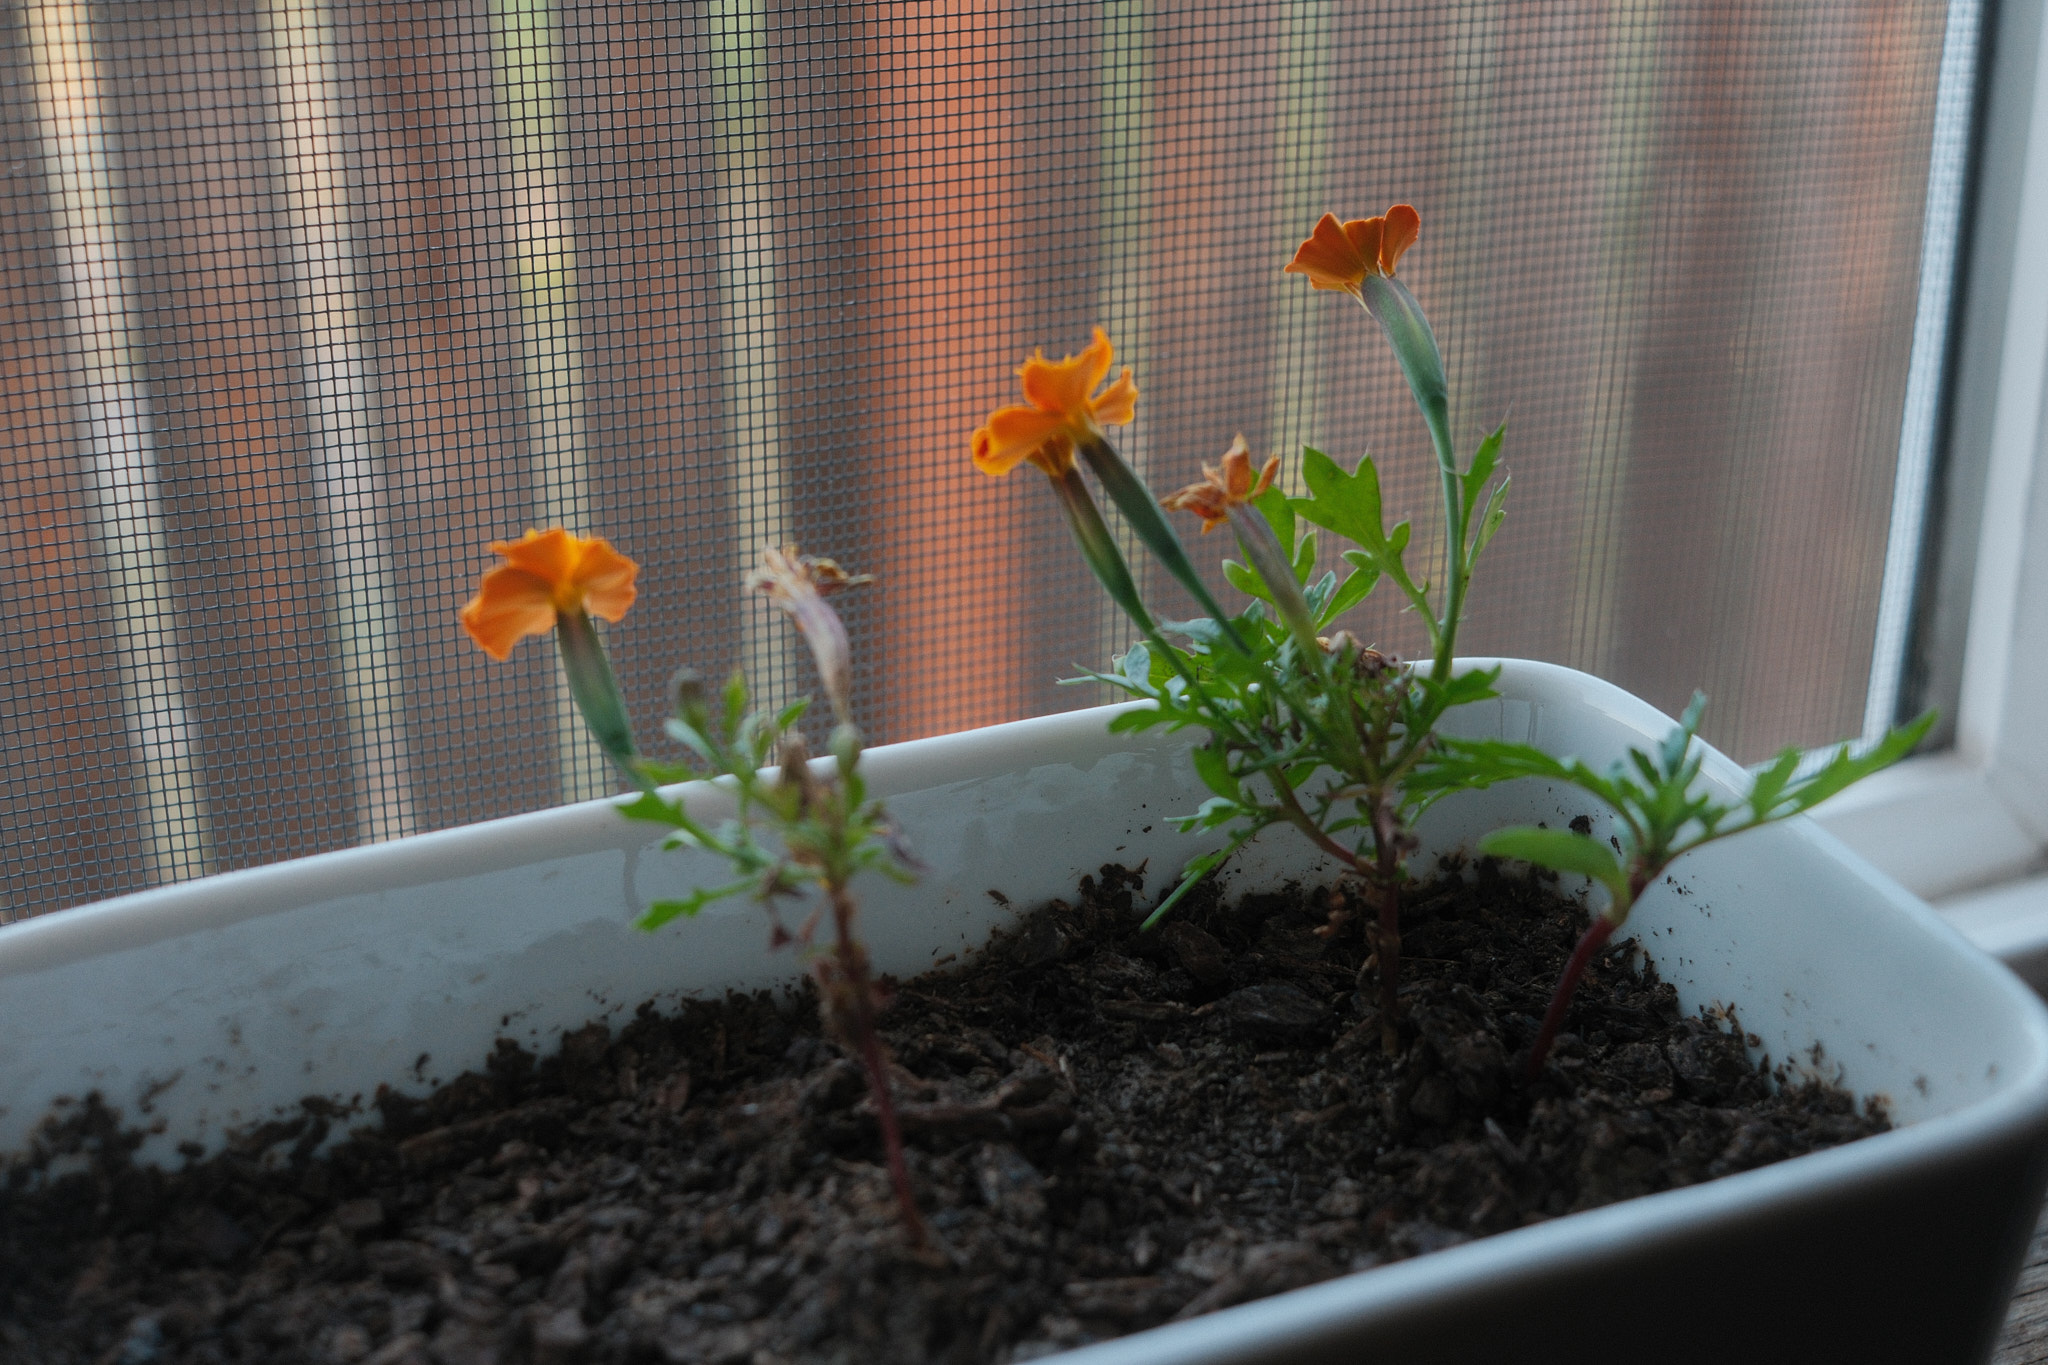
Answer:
1274;763;1405;1052
1053;466;1279;755
1269;766;1367;874
827;882;926;1245
1529;859;1661;1078
1225;503;1320;658
1077;436;1250;653
1371;796;1404;1056
1526;912;1618;1078
1434;464;1466;678
1220;500;1368;764
1361;275;1465;679
555;609;654;793
1052;465;1157;634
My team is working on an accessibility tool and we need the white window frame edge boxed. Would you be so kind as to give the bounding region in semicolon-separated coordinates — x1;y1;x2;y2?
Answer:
1814;0;2048;985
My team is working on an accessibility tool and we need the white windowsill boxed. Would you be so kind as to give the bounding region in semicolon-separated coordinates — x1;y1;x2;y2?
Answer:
1814;755;2048;991
1943;873;2048;992
1814;753;2045;902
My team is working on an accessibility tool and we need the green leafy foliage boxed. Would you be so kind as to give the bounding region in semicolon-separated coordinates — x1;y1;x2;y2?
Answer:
1047;323;1512;1002
637;879;756;931
1461;422;1511;572
1479;827;1625;902
1459;423;1504;527
1295;449;1435;642
1078;438;1511;946
1294;447;1395;560
1436;695;1934;1078
1000;212;1931;1075
1434;697;1937;927
620;669;914;934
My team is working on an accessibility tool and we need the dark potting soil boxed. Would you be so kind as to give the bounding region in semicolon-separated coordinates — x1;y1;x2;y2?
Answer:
1;861;1888;1365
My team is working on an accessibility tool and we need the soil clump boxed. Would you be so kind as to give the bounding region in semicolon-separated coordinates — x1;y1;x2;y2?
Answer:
0;861;1888;1363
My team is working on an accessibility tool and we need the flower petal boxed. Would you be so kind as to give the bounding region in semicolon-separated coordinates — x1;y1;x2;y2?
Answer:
1080;325;1115;390
573;539;639;623
746;545;867;726
1089;366;1138;428
1344;216;1385;275
1161;480;1230;534
1018;327;1115;419
494;527;579;587
464;527;639;657
1378;204;1419;274
975;329;1135;484
1251;454;1280;500
1284;213;1368;292
1219;442;1255;498
460;565;559;660
1163;437;1276;535
972;405;1071;477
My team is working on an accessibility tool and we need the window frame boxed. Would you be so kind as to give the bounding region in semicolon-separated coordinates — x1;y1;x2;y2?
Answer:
1813;0;2048;979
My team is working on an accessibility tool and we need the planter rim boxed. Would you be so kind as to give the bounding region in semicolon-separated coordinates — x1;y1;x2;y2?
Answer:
0;658;1732;966
0;688;1170;973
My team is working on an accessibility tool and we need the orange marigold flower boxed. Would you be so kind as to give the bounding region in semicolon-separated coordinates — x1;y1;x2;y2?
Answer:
1162;436;1281;534
1284;205;1420;295
460;527;638;661
971;326;1138;480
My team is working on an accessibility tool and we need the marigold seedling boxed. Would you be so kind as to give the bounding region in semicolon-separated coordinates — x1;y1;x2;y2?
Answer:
461;536;926;1242
972;206;1510;1055
1420;695;1935;1075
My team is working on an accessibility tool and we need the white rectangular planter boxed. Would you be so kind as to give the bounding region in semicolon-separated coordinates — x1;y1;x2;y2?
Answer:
5;659;2047;1363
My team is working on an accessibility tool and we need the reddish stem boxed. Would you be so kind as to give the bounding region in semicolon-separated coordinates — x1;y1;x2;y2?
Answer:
850;997;925;1245
1374;831;1403;1057
1360;794;1415;1055
1526;915;1616;1079
829;887;927;1245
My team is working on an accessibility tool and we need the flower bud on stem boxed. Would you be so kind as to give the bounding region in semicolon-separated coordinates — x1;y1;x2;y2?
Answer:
749;547;869;730
1360;273;1465;679
554;608;651;793
1222;501;1319;656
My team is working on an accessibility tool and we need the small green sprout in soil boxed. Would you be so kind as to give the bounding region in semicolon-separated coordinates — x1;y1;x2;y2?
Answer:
1423;695;1935;1075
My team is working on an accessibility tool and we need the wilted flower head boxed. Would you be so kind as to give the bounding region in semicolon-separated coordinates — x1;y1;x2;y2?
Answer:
971;327;1138;480
748;546;871;725
1161;436;1280;535
748;547;870;602
1319;631;1395;679
460;527;638;661
1284;205;1420;296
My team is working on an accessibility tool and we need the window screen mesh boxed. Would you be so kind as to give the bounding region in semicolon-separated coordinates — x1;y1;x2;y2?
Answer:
0;0;1951;919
